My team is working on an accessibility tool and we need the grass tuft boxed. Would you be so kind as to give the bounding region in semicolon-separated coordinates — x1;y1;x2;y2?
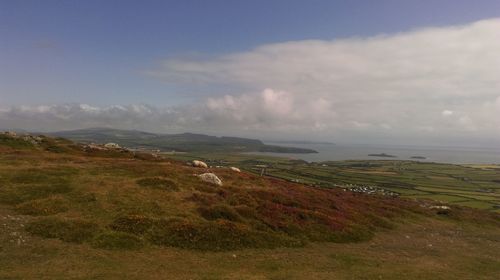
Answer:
148;218;303;251
0;134;34;149
0;183;73;204
15;196;69;216
136;177;179;191
198;204;242;222
109;214;154;235
91;231;144;250
26;217;100;243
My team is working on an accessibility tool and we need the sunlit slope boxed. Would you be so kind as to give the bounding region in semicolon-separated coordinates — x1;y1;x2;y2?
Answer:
1;133;500;279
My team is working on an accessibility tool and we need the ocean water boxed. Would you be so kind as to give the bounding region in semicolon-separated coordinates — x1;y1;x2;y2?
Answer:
250;143;500;164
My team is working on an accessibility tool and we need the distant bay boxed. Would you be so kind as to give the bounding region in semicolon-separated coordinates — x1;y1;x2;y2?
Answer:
247;143;500;164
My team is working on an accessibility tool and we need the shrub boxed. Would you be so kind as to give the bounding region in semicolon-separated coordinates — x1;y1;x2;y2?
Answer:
233;205;257;219
0;183;73;205
366;215;395;230
136;177;178;191
109;214;154;235
0;134;34;149
325;225;374;243
198;204;242;222
10;168;78;184
15;196;69;216
45;145;67;153
26;217;99;243
73;192;97;203
147;218;303;251
91;231;143;250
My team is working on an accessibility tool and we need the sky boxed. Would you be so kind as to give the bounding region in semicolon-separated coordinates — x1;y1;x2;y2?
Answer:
1;0;500;147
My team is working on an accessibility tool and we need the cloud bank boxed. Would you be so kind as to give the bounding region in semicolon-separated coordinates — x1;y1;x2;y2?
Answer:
2;19;500;145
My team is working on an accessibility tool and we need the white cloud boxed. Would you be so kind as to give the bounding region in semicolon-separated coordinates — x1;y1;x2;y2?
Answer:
442;110;454;117
147;18;500;143
2;19;500;145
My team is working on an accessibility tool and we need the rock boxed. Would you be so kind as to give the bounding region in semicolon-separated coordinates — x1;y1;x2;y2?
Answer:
192;160;208;168
229;167;241;172
104;142;121;149
21;135;42;145
198;173;223;186
429;205;451;210
83;144;107;151
4;131;17;138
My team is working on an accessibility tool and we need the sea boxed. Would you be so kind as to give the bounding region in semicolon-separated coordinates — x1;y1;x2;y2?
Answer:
249;143;500;164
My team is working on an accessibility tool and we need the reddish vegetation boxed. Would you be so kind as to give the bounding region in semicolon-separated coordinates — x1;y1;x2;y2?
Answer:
188;173;426;244
1;133;498;251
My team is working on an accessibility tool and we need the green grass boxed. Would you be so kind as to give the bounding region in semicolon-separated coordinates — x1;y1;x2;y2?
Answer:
197;204;243;222
0;134;35;149
91;231;144;250
136;177;179;191
0;182;73;204
26;217;100;243
163;153;500;211
109;214;154;235
147;218;304;251
15;196;69;215
1;136;500;279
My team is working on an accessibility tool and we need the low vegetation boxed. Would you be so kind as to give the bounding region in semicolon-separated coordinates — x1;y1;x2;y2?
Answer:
136;177;179;191
15;196;69;216
0;134;499;279
165;152;500;212
26;217;99;243
91;231;144;250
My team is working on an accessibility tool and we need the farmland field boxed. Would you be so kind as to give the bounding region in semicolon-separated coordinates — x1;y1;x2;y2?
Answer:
164;152;500;212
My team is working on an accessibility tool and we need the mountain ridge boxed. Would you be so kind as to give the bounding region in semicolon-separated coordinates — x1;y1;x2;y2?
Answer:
46;127;318;154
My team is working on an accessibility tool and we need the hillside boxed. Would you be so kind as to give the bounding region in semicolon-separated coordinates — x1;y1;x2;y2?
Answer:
164;152;500;212
0;132;499;279
47;128;318;153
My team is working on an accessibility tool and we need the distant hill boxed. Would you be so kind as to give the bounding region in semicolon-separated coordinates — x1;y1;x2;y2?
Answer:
48;128;318;153
266;140;335;145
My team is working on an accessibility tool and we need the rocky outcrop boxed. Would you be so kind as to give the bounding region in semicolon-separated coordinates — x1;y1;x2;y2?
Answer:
2;132;43;145
104;143;121;149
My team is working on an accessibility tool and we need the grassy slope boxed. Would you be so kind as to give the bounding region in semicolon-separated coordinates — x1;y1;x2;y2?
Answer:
0;135;499;279
164;152;500;212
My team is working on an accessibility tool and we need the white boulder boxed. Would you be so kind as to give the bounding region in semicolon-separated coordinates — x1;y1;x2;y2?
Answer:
229;167;241;172
192;160;208;168
198;173;223;186
429;205;451;210
104;142;121;149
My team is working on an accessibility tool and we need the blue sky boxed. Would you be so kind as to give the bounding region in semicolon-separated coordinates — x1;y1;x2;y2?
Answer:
2;0;500;105
1;1;500;146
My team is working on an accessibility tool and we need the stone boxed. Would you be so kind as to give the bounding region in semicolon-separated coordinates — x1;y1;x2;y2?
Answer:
104;142;121;149
229;167;241;172
198;173;223;186
192;160;208;168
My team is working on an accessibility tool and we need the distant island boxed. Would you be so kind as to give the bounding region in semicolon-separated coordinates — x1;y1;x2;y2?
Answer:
410;156;427;159
368;153;397;158
47;128;318;154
